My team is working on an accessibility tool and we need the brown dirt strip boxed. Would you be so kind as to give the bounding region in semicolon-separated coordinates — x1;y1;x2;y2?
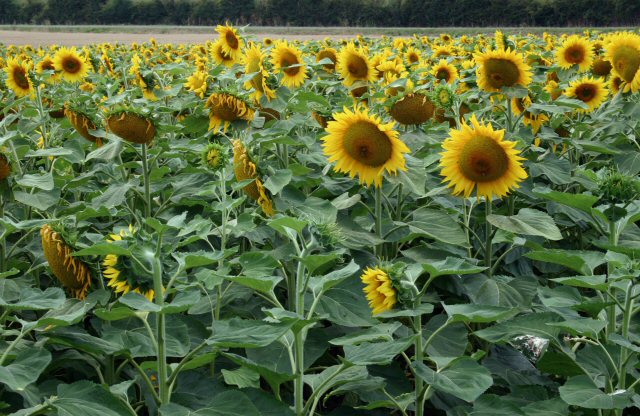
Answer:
0;30;358;46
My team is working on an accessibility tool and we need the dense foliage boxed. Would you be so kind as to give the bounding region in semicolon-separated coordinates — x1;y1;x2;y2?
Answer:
1;26;640;416
1;0;640;27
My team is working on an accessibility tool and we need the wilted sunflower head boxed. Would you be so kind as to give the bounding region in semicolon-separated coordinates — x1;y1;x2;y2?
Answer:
106;108;156;145
242;44;276;102
389;93;435;125
0;153;12;181
205;92;254;133
232;139;274;216
473;48;532;93
103;225;155;301
41;224;92;299
439;114;528;199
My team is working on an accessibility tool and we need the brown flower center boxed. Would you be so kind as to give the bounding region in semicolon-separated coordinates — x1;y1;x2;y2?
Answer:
484;58;521;88
612;45;640;82
280;50;300;76
565;45;585;64
436;68;450;81
12;67;30;89
347;54;369;79
62;56;81;74
343;121;392;167
225;31;239;49
459;136;509;182
575;84;596;102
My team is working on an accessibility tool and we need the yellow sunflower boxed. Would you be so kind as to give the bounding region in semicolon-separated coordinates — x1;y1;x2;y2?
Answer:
216;24;243;62
431;59;459;84
440;115;528;199
103;225;155;301
316;47;338;72
322;106;409;188
361;267;396;315
232;139;274;216
605;32;640;93
205;92;254;133
474;48;532;92
53;47;89;83
4;59;34;98
511;96;549;134
337;43;377;87
404;46;422;66
210;39;237;67
36;55;58;83
270;41;307;88
555;35;594;72
41;224;92;300
243;43;276;102
184;70;208;98
564;76;609;113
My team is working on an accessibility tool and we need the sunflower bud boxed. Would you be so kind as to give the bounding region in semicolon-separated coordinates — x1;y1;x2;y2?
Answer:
201;143;227;172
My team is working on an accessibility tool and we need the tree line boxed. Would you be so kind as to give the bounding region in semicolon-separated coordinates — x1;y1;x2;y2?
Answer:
1;0;638;27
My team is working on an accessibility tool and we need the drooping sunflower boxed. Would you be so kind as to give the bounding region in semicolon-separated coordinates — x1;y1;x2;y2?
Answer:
242;43;276;102
106;110;156;145
41;224;92;299
216;24;244;62
591;58;612;77
440;115;528;199
4;59;34;98
184;70;208;98
361;267;397;315
232;139;274;216
322;107;410;188
65;106;102;146
389;93;435;125
605;32;640;93
316;47;338;72
270;41;308;88
103;225;155;301
474;48;532;92
555;35;594;72
53;47;89;83
431;59;459;84
564;76;609;113
205;92;255;133
337;43;377;87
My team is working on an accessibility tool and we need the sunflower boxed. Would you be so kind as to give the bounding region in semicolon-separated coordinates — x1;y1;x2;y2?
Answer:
41;224;92;300
232;139;274;216
210;39;237;67
361;267;396;315
216;24;243;62
201;142;227;171
4;59;34;98
555;35;594;72
389;93;435;125
337;43;377;87
184;70;208;98
474;48;532;92
36;55;58;83
564;76;609;113
440;115;528;199
511;96;549;134
106;111;156;145
605;32;640;92
0;154;11;181
270;41;307;88
243;43;276;102
591;58;612;77
206;92;255;133
53;47;89;83
103;225;155;301
404;46;422;66
322;106;409;187
65;106;102;146
316;47;338;72
431;59;459;84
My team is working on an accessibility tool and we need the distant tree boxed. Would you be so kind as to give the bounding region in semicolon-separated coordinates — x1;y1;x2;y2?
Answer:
0;0;20;24
100;0;134;24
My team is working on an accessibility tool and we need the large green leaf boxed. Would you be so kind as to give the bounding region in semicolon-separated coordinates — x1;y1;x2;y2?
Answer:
407;207;468;246
559;375;634;409
474;312;563;343
0;348;51;392
532;187;600;213
443;304;521;323
343;337;415;365
525;249;606;275
208;318;293;348
487;208;562;240
54;381;134;416
413;357;493;402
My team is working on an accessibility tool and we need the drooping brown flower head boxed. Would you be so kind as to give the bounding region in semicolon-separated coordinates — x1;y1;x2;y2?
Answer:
389;93;435;125
65;106;102;146
106;111;156;145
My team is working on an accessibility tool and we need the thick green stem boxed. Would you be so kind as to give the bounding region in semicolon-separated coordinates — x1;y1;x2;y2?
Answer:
606;219;618;336
485;198;493;278
294;250;307;416
374;186;383;258
141;144;151;219
151;256;169;405
618;281;634;390
414;312;424;416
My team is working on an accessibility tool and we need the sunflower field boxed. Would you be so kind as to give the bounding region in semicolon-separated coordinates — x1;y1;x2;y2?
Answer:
1;26;640;416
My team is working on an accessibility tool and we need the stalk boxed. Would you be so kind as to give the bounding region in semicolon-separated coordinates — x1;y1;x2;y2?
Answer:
141;143;151;219
293;247;307;415
485;197;493;278
414;312;424;416
151;256;169;404
374;186;383;258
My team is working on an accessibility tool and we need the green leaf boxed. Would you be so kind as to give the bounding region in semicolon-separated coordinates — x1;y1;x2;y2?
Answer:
474;312;563;343
94;306;137;321
487;208;562;240
73;242;131;257
118;292;161;312
54;380;139;416
263;169;292;195
91;183;132;209
222;352;295;395
532;187;599;213
443;304;521;323
294;196;338;224
16;172;54;191
413;357;493;402
226;275;282;297
0;348;51;392
267;216;307;240
525;249;606;275
0;287;65;310
159;391;261;416
208;318;293;348
559;375;633;409
179;250;225;269
422;257;486;278
551;275;608;291
547;318;606;338
529;155;572;184
13;189;60;211
222;367;260;389
408;208;468;246
329;322;401;346
38;299;94;327
343;337;415;365
300;253;339;275
308;260;360;294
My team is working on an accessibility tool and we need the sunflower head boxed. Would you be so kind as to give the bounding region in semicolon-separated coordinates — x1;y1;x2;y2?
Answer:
36;55;58;83
323;106;410;188
65;105;102;146
270;41;308;89
389;93;435;125
53;47;90;83
564;76;609;113
556;35;594;72
591;58;612;77
216;24;243;61
439;114;528;199
337;43;377;87
184;70;208;98
211;39;237;67
605;32;640;91
106;108;156;145
102;225;155;301
41;224;92;299
432;59;459;84
316;47;338;72
474;48;532;93
201;142;227;171
361;266;397;315
232;139;274;216
4;59;34;98
206;92;254;133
